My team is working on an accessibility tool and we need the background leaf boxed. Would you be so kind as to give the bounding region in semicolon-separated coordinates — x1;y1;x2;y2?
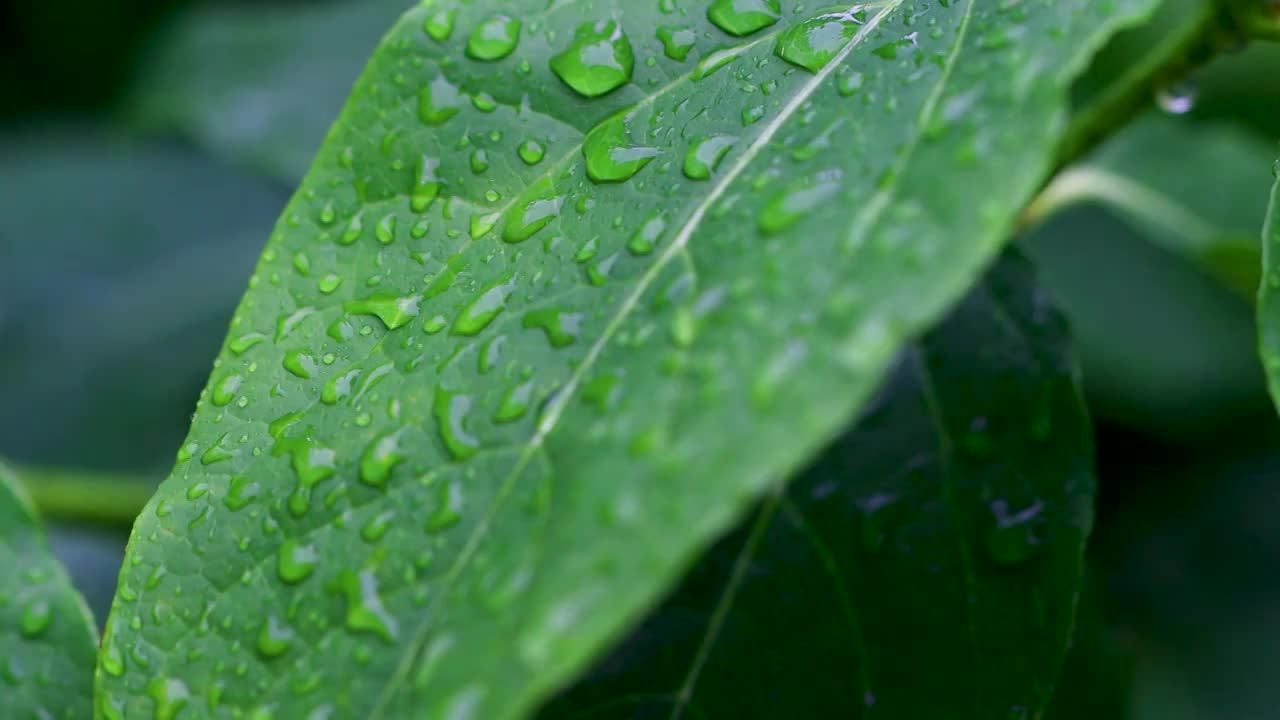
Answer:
540;251;1094;719
0;462;98;719
1032;114;1274;299
124;0;415;182
0;127;286;473
96;0;1160;717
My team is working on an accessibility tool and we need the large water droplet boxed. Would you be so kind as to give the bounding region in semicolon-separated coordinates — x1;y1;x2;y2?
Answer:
418;75;463;126
522;308;584;347
466;15;521;61
452;276;516;336
550;20;635;98
434;387;480;460
424;8;456;42
277;540;319;584
412;156;444;212
683;135;737;180
656;25;696;61
338;569;399;642
344;294;422;331
758;176;841;234
583;110;661;182
502;179;564;244
20;599;51;638
256;616;294;659
707;0;780;37
360;431;405;488
775;11;862;73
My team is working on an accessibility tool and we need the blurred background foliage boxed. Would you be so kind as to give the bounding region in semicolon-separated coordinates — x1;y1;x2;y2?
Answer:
0;0;1277;716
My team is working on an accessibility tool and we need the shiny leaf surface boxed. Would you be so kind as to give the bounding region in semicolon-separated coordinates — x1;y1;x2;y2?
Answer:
100;1;1157;717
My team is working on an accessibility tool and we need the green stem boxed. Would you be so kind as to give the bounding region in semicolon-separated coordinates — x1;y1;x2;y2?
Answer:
17;466;155;526
1054;0;1227;171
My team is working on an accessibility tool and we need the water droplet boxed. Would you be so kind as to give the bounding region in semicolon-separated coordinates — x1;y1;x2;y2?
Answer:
707;0;780;37
322;368;361;405
452;276;516;336
523;308;583;347
433;387;480;460
550;19;635;98
344;294;421;331
683;135;737;180
411;156;443;212
256;616;294;659
494;381;534;423
466;15;521;61
656;25;696;61
470;148;490;174
1156;78;1198;115
517;139;546;165
318;274;343;295
273;434;338;516
985;500;1046;566
211;373;243;407
758;176;841;234
775;11;861;73
361;510;396;542
471;92;497;112
277;540;319;584
427;478;465;531
692;44;751;79
502;179;563;244
418;74;463;126
229;333;266;355
424;8;456;42
360;431;405;488
283;350;318;379
146;678;191;720
225;475;259;511
338;569;399;642
20;599;51;638
583;110;661;182
340;214;363;245
628;212;667;255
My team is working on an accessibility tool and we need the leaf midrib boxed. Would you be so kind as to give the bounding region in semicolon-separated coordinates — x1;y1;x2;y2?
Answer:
373;1;909;713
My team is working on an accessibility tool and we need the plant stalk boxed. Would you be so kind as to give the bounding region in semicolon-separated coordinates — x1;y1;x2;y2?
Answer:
18;466;155;527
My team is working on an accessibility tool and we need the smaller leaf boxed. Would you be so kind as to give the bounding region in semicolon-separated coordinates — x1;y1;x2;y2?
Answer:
541;252;1095;719
0;461;98;719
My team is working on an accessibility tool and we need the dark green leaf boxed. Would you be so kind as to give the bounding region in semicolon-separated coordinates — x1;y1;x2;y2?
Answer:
99;1;1157;717
540;251;1095;719
0;128;286;472
1032;115;1274;299
0;462;98;719
125;0;414;181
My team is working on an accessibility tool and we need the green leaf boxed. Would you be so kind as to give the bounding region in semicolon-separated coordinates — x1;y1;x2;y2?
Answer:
0;128;286;472
1032;115;1275;300
99;1;1157;717
125;0;414;181
1258;157;1280;408
0;462;98;719
540;251;1095;718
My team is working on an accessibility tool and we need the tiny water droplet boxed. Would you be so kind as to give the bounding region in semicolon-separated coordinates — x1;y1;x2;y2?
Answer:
20;599;51;638
1156;78;1198;115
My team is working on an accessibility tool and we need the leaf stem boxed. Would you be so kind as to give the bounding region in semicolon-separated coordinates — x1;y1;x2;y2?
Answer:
1053;0;1231;171
15;466;154;526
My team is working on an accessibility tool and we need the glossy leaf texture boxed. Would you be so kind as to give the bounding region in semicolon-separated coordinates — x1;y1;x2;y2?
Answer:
1259;159;1280;409
0;462;98;719
99;1;1158;717
540;251;1095;719
125;0;415;182
1032;114;1275;300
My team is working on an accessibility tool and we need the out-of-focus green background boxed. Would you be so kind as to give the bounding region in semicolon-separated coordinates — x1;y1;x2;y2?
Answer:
1;1;1278;716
